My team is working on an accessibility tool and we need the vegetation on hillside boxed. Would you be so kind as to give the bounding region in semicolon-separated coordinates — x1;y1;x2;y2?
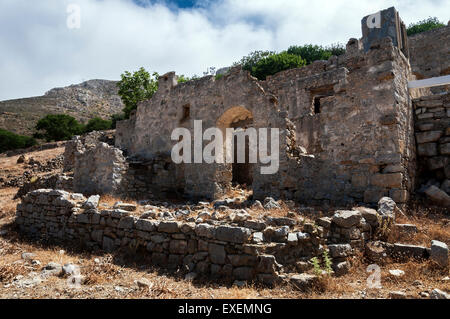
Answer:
84;117;113;133
34;114;85;142
0;129;37;153
33;114;114;142
407;17;445;36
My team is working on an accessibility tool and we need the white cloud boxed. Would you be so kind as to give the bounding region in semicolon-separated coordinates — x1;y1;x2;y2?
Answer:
0;0;448;100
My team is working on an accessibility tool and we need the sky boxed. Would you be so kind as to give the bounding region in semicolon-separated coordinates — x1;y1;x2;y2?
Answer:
0;0;448;101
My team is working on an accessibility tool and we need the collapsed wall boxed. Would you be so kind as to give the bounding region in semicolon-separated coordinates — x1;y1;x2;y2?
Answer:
15;189;391;284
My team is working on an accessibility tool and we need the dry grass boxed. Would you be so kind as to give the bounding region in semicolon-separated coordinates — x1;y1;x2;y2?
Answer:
82;255;124;285
389;212;450;246
0;263;28;283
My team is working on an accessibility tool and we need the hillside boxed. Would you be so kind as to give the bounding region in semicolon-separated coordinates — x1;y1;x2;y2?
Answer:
0;80;124;136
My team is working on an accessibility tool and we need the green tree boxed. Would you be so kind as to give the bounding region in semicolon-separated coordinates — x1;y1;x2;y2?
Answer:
34;114;84;142
84;117;112;133
117;67;159;119
0;129;37;153
407;17;445;36
234;50;276;74
250;51;306;80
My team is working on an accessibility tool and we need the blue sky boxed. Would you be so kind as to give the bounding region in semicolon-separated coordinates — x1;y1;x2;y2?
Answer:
133;0;201;9
0;0;449;100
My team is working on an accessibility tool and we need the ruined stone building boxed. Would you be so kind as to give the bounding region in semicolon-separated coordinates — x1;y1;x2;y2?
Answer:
15;7;449;284
70;7;449;207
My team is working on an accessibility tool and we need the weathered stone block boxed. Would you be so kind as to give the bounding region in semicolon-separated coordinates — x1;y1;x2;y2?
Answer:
416;131;443;144
389;189;408;203
215;226;251;243
332;211;362;228
228;254;258;267
118;216;135;229
233;267;254;281
393;243;429;260
328;244;352;258
157;221;179;233
208;243;226;265
194;223;216;238
417;143;438;157
135;219;156;232
169;240;188;255
430;240;449;268
371;173;403;188
102;236;115;252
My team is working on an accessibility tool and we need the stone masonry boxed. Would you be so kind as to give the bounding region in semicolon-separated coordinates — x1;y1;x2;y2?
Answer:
15;189;391;284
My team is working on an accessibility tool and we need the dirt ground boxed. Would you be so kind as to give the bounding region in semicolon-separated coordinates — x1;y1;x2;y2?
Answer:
0;148;449;299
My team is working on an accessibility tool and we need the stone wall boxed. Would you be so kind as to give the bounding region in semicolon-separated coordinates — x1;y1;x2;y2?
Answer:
409;25;450;79
15;190;390;283
413;93;450;201
408;24;450;93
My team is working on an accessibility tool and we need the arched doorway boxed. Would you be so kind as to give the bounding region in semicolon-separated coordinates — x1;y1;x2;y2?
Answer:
216;106;254;189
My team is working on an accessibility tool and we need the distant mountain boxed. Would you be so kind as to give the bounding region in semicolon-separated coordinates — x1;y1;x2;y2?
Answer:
0;79;124;136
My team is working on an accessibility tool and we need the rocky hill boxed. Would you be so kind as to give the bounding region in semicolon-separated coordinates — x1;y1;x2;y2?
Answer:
0;80;124;136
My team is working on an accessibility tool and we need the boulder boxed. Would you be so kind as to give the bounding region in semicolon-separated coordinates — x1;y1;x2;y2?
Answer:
83;195;100;209
356;207;379;226
430;240;449;268
332;210;362;228
377;197;396;217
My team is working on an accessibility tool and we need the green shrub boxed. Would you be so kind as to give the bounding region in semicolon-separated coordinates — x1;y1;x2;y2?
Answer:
84;117;112;133
177;75;190;83
117;67;159;119
0;129;37;153
287;43;345;65
235;44;345;80
407;17;445;36
34;114;84;142
250;51;306;80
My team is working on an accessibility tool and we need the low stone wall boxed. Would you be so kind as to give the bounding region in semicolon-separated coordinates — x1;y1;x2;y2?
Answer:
15;190;391;284
414;93;450;203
